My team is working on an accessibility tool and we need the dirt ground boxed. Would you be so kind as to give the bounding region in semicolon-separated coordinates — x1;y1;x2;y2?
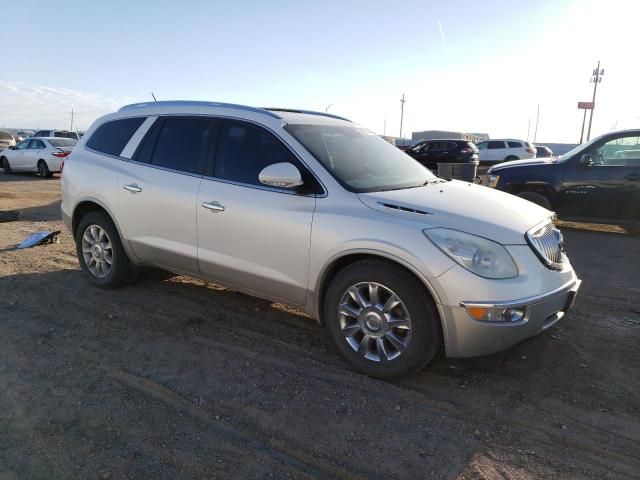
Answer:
1;174;639;480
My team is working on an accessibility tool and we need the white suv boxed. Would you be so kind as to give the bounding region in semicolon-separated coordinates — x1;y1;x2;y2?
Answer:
476;139;536;164
61;101;580;379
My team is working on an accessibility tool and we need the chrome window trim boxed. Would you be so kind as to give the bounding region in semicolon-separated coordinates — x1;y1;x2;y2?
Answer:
460;278;581;309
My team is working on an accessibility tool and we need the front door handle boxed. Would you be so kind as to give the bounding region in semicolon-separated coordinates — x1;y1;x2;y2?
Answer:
200;201;225;212
122;184;142;193
625;173;639;181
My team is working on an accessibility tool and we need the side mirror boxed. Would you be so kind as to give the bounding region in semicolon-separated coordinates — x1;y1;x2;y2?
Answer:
259;162;304;189
579;154;594;167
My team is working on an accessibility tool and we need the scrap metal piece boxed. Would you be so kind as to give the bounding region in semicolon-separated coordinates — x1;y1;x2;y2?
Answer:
17;230;61;249
0;210;21;223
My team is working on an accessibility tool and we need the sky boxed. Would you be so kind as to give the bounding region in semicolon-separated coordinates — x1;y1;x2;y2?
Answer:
0;0;638;143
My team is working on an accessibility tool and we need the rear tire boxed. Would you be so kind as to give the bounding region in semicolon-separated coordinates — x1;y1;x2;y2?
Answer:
517;191;552;210
1;157;12;174
75;211;135;289
324;259;441;379
37;160;52;178
505;155;519;161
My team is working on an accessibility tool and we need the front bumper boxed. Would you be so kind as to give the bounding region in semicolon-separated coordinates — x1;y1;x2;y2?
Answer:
441;278;581;358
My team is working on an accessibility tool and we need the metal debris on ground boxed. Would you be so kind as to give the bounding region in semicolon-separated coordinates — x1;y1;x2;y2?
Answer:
17;230;61;249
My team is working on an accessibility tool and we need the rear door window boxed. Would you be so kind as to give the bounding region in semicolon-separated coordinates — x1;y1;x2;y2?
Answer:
87;118;146;156
147;117;214;174
488;141;506;149
29;139;45;149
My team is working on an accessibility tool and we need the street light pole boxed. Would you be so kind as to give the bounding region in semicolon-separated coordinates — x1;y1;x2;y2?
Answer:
586;61;604;141
399;94;406;139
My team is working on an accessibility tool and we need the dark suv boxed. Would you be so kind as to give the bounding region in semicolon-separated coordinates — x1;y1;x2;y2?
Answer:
487;129;640;226
406;139;478;171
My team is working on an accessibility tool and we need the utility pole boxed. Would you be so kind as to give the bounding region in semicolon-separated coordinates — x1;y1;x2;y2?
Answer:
325;104;333;112
579;108;588;143
399;93;406;139
526;118;531;141
586;61;604;141
70;108;74;131
533;104;540;143
383;118;386;136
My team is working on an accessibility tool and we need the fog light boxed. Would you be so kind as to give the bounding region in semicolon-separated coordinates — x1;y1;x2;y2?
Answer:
465;306;526;323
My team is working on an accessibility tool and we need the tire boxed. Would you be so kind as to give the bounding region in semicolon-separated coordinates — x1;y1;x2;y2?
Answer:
505;155;519;161
517;191;552;210
37;160;52;178
1;157;12;174
75;210;135;289
324;259;441;379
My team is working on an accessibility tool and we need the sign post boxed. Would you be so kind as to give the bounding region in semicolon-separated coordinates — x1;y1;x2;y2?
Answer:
578;101;595;144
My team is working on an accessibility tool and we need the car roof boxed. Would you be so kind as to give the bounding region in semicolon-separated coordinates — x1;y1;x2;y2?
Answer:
116;101;352;126
421;139;470;142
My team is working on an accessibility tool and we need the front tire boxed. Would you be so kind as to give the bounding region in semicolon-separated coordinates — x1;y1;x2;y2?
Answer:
38;160;52;178
75;211;135;289
1;157;12;174
517;191;552;210
324;259;441;379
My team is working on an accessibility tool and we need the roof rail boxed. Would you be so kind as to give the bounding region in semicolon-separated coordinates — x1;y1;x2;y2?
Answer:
118;101;282;119
264;108;352;123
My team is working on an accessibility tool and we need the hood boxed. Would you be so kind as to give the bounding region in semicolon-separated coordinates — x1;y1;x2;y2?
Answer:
489;157;553;172
357;180;552;245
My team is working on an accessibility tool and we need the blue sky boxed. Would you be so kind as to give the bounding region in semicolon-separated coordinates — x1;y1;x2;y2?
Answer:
1;0;638;142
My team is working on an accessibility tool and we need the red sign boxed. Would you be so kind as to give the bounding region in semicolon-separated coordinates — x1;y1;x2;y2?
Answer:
578;101;595;109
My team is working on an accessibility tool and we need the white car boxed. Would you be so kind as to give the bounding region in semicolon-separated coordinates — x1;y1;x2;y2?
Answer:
476;139;536;165
61;101;581;379
1;137;76;177
0;130;16;151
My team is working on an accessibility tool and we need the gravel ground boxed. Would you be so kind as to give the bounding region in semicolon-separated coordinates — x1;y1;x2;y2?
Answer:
1;174;639;479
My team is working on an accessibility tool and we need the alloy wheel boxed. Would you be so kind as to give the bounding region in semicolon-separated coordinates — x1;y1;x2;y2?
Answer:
338;282;412;362
81;224;113;278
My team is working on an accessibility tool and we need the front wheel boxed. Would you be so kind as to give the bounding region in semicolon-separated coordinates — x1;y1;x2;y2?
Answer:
517;191;552;210
75;211;135;289
1;157;12;174
324;259;441;379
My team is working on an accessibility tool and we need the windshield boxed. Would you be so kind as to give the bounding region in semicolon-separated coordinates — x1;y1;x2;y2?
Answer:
284;124;436;192
555;134;607;162
49;138;77;147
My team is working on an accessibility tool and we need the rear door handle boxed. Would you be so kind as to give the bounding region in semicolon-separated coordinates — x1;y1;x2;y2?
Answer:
200;201;225;212
122;184;142;193
625;173;639;181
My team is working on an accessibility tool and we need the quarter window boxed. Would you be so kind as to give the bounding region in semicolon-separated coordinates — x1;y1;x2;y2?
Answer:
148;117;213;174
87;118;145;156
213;122;301;186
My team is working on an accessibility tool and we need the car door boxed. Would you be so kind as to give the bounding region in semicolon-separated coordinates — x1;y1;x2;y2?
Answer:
9;140;31;170
27;139;47;170
476;141;489;162
196;120;317;307
115;116;213;274
558;133;640;220
486;140;506;163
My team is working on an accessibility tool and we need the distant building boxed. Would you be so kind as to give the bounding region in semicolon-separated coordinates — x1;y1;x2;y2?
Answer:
412;130;489;143
381;136;414;147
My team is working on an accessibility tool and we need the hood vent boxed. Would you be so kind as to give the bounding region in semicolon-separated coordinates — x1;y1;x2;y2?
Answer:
378;202;431;215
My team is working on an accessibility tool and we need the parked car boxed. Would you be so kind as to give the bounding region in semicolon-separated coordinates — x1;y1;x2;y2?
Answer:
1;137;76;177
487;129;640;228
476;139;536;164
0;130;16;151
32;129;80;140
62;101;580;379
406;139;479;171
535;145;554;158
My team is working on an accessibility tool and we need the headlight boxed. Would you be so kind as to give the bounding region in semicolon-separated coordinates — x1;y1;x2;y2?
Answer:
424;228;518;279
487;174;500;188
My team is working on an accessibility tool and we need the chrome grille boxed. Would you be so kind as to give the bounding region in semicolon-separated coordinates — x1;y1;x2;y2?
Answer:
526;222;564;270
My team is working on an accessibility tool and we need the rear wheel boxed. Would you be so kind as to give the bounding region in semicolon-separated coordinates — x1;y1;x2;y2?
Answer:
75;211;135;289
505;155;519;161
324;259;441;379
517;191;552;210
37;160;52;178
1;157;12;174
